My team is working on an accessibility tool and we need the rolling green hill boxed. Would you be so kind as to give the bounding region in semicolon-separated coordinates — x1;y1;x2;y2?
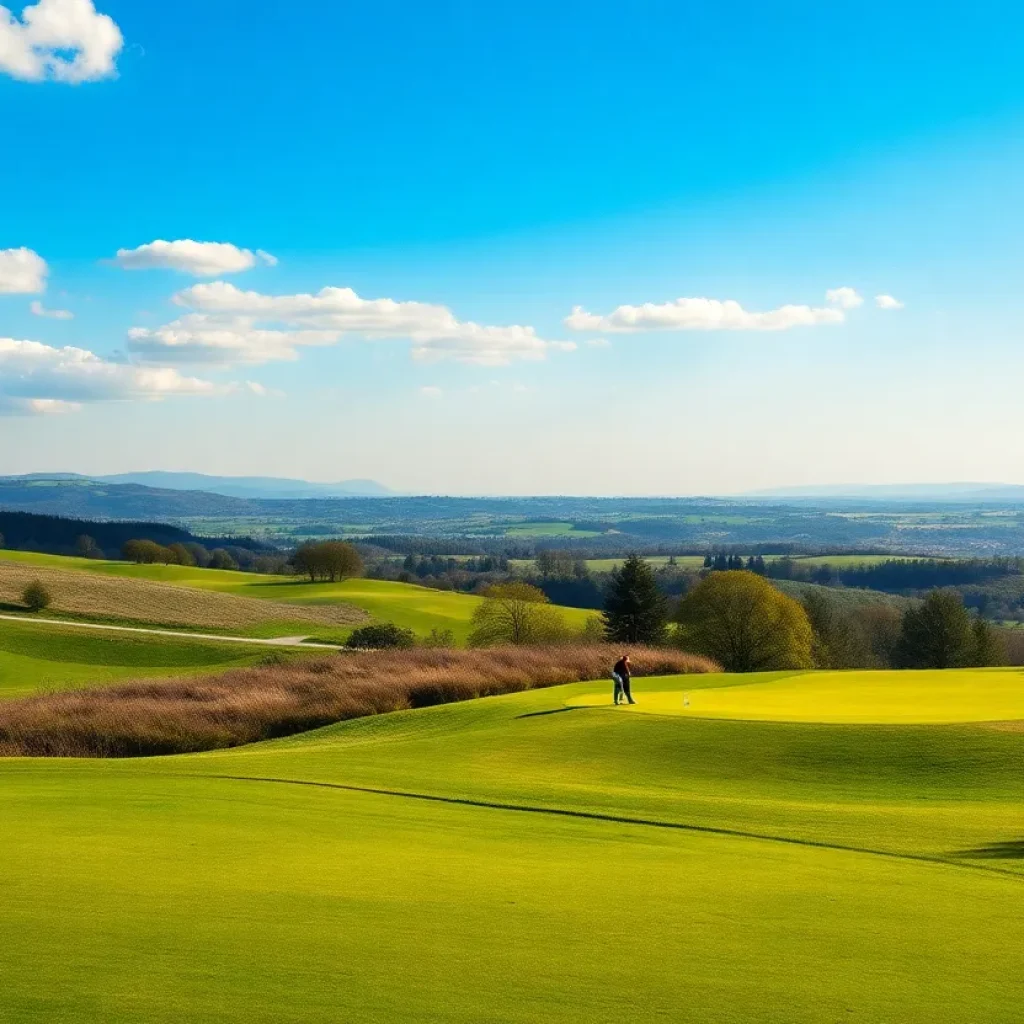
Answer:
1;668;1022;1022
0;618;310;700
0;550;595;643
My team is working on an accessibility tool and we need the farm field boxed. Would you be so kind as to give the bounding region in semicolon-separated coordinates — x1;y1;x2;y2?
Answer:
1;667;1022;1022
0;618;304;700
0;551;594;643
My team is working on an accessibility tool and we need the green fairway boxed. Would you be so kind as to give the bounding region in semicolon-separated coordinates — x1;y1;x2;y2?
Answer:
0;618;302;699
2;667;1023;1022
568;668;1024;723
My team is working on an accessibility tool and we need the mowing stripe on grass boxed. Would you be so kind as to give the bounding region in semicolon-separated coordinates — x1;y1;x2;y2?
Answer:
174;771;1024;882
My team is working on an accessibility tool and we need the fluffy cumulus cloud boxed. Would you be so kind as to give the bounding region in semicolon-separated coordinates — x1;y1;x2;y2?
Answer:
876;294;904;310
825;287;864;310
114;240;277;277
0;0;122;83
0;336;220;414
127;314;338;365
565;291;849;334
0;248;48;293
128;281;576;367
30;299;73;320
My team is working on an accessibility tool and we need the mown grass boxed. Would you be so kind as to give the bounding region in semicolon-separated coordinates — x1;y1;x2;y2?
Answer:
0;645;715;756
0;619;312;700
1;667;1022;1022
568;667;1024;723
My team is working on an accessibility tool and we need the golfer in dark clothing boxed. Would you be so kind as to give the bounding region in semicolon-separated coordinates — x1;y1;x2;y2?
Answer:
613;655;635;705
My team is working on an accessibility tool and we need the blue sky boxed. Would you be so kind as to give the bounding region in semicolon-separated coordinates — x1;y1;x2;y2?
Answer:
3;0;1024;494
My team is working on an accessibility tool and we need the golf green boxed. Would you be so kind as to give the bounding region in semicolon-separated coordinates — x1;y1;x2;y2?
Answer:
567;668;1024;723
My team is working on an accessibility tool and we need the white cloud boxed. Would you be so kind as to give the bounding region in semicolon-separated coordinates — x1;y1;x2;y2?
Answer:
0;0;122;83
876;294;904;310
825;287;864;310
127;314;338;366
30;299;73;320
0;248;48;293
565;293;847;333
138;281;575;367
0;336;220;414
114;240;273;277
585;338;611;348
419;385;443;398
0;396;81;415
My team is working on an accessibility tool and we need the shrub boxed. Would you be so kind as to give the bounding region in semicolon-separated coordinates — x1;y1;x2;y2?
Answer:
423;628;456;649
21;580;51;612
346;622;418;649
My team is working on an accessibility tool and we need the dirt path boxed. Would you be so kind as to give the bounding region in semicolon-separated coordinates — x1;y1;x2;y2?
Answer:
0;613;342;649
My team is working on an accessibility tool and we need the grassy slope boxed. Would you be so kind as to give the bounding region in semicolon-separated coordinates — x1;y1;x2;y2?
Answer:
2;669;1022;1022
0;618;308;699
0;551;595;643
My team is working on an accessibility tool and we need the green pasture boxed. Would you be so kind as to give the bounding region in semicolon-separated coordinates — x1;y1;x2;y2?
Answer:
2;667;1023;1022
0;618;294;700
0;551;594;643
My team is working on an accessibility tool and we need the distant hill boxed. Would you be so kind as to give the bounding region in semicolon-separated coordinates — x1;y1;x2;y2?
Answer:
746;483;1024;501
0;510;273;559
96;472;395;499
0;478;252;520
5;472;394;500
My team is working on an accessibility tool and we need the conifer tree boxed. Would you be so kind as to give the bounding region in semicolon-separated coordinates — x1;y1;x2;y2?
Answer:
602;554;669;645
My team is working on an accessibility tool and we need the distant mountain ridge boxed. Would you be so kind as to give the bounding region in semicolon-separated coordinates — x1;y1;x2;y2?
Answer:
4;472;395;500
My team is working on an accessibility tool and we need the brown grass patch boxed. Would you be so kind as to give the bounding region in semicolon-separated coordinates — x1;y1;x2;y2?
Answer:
0;562;367;632
0;645;718;758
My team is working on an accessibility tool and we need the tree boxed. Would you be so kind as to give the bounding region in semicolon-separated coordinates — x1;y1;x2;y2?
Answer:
469;582;568;646
122;539;165;564
896;589;977;669
75;534;102;559
165;543;196;567
293;541;363;582
800;591;860;668
347;622;417;649
603;555;669;645
674;571;813;672
208;548;239;571
971;618;1006;667
184;542;212;568
22;580;51;612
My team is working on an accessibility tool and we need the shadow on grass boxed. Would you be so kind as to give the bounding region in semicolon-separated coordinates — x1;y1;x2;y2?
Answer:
0;602;29;613
954;840;1024;860
516;707;585;720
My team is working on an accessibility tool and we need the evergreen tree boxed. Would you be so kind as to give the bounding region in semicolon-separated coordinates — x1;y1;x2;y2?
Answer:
603;554;669;645
897;589;976;668
703;554;713;568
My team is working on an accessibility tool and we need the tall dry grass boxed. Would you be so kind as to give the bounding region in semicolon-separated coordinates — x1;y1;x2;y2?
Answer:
0;645;718;759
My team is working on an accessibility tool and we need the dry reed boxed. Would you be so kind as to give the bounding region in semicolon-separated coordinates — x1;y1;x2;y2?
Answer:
0;645;718;758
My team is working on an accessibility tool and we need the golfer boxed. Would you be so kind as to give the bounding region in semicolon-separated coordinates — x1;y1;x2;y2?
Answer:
612;654;635;705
